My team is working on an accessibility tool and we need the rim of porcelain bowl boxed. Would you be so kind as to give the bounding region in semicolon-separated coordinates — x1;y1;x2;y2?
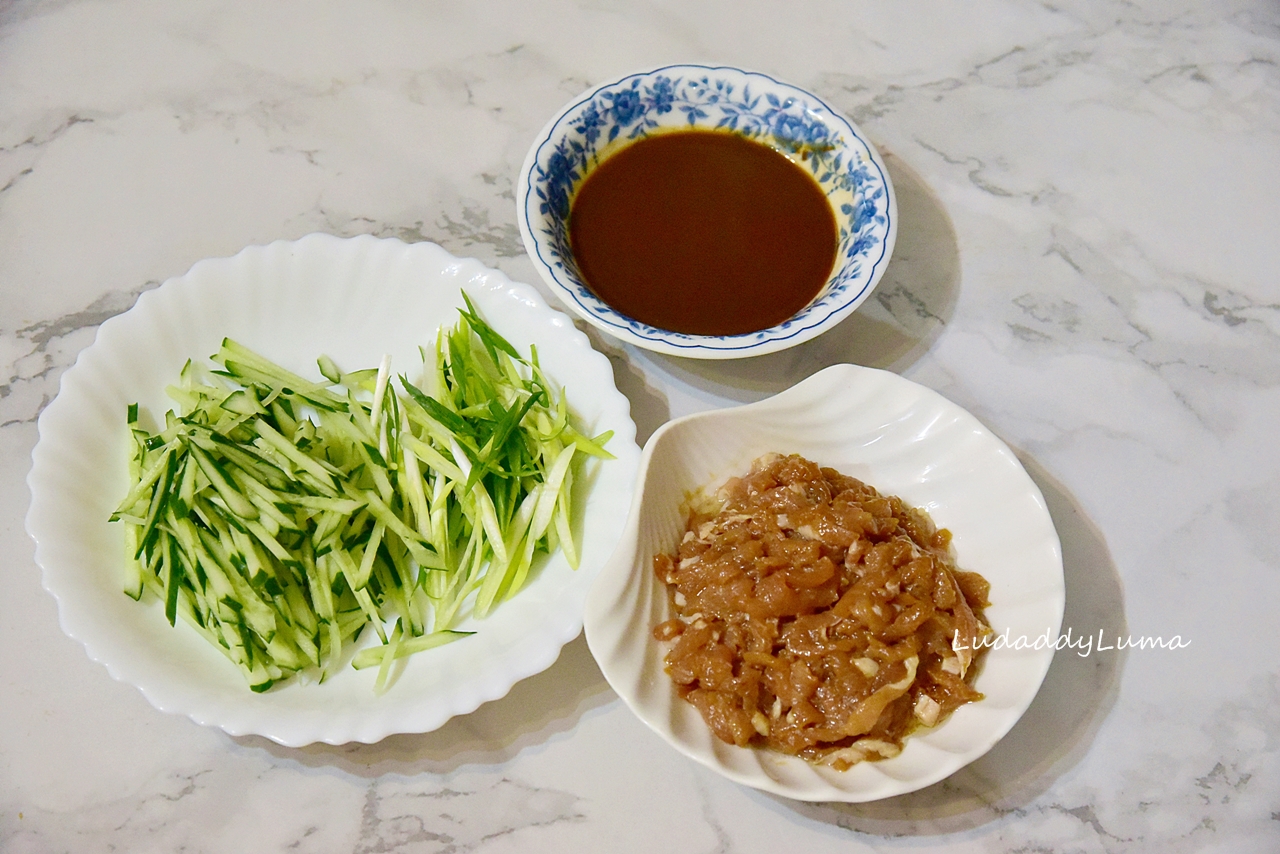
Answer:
516;63;898;360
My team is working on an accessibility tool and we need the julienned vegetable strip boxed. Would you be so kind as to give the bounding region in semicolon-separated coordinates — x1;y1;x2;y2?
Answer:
110;296;613;693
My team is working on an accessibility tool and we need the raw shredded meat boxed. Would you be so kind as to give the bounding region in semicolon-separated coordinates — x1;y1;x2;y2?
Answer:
653;454;992;769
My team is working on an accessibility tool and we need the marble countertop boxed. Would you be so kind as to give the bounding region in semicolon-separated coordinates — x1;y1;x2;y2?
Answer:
3;1;1277;851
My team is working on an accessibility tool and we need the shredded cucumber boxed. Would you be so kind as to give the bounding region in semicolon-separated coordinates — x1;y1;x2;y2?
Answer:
110;294;613;693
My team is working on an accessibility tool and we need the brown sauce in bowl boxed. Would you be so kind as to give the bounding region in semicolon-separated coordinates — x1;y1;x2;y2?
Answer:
568;130;838;337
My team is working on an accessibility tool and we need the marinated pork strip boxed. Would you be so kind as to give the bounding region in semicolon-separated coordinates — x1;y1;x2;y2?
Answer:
653;454;993;769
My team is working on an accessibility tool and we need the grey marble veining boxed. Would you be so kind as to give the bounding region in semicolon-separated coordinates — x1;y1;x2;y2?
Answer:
3;1;1278;851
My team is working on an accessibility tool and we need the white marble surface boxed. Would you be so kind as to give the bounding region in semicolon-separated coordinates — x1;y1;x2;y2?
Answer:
3;0;1278;851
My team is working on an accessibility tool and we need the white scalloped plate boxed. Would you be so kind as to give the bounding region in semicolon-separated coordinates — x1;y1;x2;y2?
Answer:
584;364;1063;802
26;234;640;747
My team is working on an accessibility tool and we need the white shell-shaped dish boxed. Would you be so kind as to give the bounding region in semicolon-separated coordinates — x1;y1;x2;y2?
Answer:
26;234;640;747
583;364;1063;802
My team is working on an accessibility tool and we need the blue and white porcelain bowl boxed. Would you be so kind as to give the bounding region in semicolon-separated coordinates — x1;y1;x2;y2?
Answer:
517;64;897;360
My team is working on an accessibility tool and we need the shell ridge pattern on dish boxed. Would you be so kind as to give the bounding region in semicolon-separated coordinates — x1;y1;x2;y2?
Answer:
583;363;1064;802
519;64;895;355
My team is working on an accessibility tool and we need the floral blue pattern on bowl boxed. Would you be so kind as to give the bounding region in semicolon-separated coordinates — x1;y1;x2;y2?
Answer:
516;64;897;359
